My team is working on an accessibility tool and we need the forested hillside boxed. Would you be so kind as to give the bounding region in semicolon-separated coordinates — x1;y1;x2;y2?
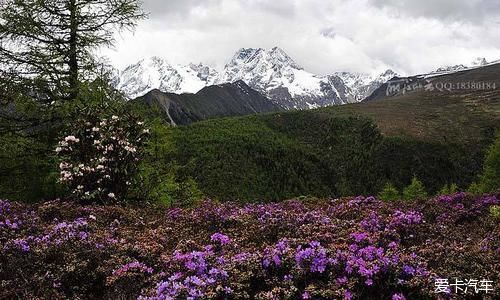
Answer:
146;89;498;202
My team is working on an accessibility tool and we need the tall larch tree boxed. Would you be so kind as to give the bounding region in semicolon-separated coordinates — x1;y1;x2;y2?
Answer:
0;0;145;102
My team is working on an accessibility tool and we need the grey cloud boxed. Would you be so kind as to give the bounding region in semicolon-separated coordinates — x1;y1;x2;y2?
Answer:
320;27;337;39
142;0;223;18
241;0;297;18
370;0;500;23
142;0;296;19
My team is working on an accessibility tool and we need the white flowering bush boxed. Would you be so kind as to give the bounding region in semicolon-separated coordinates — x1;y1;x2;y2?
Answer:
56;107;149;203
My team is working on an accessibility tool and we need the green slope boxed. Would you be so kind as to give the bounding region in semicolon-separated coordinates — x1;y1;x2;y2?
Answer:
150;94;498;202
335;89;500;144
139;64;500;202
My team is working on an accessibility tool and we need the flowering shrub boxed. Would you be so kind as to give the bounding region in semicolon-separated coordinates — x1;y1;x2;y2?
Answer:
0;193;498;299
56;107;149;203
150;245;233;299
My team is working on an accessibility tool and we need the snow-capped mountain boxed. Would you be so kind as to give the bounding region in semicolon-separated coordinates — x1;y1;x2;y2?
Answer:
470;57;488;67
218;47;399;109
429;57;489;76
333;69;398;102
114;47;399;109
114;57;219;99
218;47;342;108
365;58;500;102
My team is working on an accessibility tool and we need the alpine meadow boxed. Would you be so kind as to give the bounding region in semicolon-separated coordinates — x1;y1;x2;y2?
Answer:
0;0;499;299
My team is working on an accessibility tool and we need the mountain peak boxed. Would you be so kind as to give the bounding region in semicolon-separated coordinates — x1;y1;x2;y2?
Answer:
470;57;488;67
377;69;398;82
381;69;397;76
150;56;166;63
226;47;301;70
268;46;302;70
269;46;288;57
232;48;264;62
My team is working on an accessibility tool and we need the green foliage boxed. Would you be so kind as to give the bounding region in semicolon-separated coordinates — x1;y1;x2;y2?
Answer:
168;113;382;202
2;78;496;204
0;94;62;202
0;130;60;202
403;177;428;201
438;183;459;196
2;95;492;204
467;182;483;195
378;183;400;201
480;133;500;193
449;183;459;194
374;137;482;194
132;120;203;207
170;177;204;208
0;0;147;204
133;120;174;205
141;109;483;203
490;205;500;221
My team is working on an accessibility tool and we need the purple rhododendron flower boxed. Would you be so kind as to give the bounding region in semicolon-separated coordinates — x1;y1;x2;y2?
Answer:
351;232;369;243
295;241;329;273
112;261;153;277
13;239;30;252
210;233;231;245
392;293;406;300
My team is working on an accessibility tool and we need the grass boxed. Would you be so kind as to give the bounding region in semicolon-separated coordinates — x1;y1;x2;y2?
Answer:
323;89;500;144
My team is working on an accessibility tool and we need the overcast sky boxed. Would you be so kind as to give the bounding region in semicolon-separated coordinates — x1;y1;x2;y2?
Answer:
102;0;500;76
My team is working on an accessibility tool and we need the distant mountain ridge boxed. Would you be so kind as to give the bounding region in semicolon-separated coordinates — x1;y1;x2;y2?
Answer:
365;60;500;102
428;57;491;76
115;57;219;99
114;47;398;109
135;80;282;125
114;48;496;110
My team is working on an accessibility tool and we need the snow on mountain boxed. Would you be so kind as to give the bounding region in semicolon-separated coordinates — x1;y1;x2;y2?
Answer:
333;69;398;102
428;57;490;77
470;57;488;67
218;47;398;109
114;57;219;99
218;47;343;109
114;48;399;109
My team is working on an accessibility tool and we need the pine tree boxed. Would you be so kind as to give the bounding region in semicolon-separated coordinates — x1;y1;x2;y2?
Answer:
378;183;400;201
467;182;482;195
403;177;428;200
438;183;459;195
480;133;500;193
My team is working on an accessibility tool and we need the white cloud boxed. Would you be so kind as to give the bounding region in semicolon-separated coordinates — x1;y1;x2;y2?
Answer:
102;0;500;76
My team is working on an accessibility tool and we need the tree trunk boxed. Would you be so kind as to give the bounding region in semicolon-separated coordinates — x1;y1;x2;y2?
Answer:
68;0;78;100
